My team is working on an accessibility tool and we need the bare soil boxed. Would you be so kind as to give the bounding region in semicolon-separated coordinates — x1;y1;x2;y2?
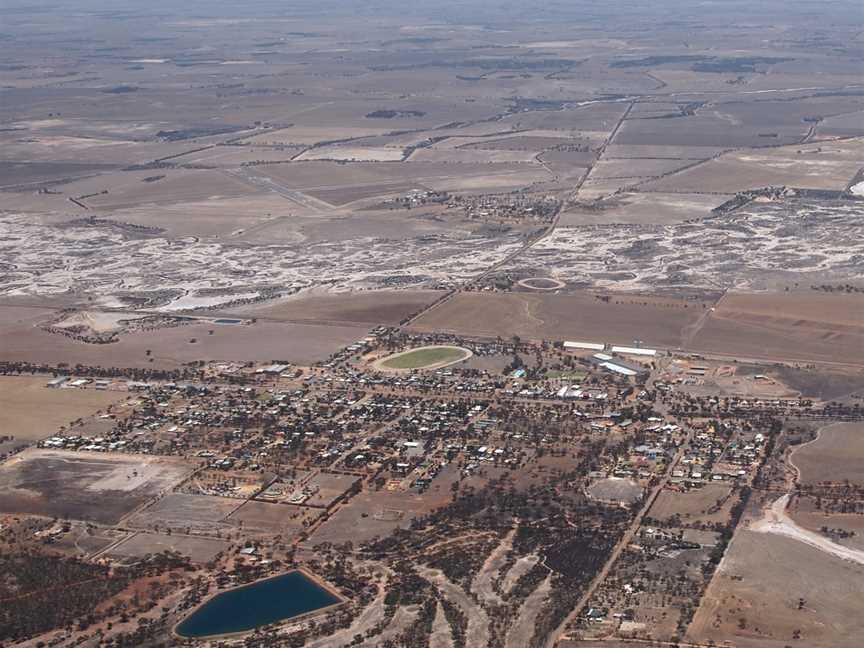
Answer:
0;376;125;443
0;307;368;368
690;291;864;366
233;290;441;326
791;422;864;485
410;291;708;349
0;449;194;524
688;529;864;648
105;532;230;563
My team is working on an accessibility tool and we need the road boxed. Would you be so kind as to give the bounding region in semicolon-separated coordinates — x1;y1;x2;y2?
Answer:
402;101;635;330
750;494;864;566
546;362;695;647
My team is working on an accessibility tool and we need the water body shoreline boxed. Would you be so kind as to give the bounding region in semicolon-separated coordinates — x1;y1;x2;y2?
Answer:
173;568;346;640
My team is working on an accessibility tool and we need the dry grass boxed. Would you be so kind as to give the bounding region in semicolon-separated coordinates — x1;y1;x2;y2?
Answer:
791;422;864;485
688;529;864;647
0;376;126;442
648;483;735;525
690;291;864;366
410;290;707;349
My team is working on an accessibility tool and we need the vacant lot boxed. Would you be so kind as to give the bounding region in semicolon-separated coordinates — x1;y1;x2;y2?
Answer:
227;500;315;536
648;483;734;525
0;449;194;524
688;529;864;647
586;477;642;505
410;291;708;349
303;472;360;508
791;422;864;485
0;376;125;442
310;470;457;546
125;493;243;534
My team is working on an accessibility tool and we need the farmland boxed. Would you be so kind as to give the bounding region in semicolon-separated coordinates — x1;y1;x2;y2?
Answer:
791;423;864;485
0;0;862;646
410;291;710;349
0;376;125;443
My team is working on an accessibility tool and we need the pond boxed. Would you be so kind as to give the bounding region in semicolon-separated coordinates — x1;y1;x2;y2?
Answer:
175;571;340;638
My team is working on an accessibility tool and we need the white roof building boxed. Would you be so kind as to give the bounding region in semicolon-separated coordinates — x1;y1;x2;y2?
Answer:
611;346;657;357
564;341;605;351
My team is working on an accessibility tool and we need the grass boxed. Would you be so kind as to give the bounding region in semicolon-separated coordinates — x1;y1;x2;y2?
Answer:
381;347;467;370
546;369;587;381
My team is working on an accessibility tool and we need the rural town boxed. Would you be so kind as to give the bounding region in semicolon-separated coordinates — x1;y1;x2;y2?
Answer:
1;0;863;646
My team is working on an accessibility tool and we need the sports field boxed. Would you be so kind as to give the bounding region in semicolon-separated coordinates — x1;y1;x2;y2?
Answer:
379;346;470;370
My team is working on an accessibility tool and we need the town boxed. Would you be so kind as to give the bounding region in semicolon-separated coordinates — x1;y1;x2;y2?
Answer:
2;323;860;647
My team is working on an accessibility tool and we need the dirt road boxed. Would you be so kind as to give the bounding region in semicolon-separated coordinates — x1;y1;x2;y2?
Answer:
751;494;864;566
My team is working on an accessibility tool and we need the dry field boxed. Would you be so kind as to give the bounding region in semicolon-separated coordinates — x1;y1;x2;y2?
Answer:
105;532;230;563
0;128;207;167
166;145;306;167
0;376;126;442
613;111;805;148
0;305;369;368
688;529;864;648
690;291;864;366
61;168;264;211
125;493;243;534
0;449;194;524
714;291;864;327
303;472;360;508
406;148;538;164
642;138;864;193
457;134;578;151
303;182;423;206
410;291;708;348
604;143;726;159
789;501;864;553
0;161;117;189
310;467;458;545
790;422;864;485
296;146;405;162
647;483;735;525
589;157;696;179
227;500;318;536
773;364;864;401
106;194;299;240
232;289;441;326
254;160;549;198
558;191;730;226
